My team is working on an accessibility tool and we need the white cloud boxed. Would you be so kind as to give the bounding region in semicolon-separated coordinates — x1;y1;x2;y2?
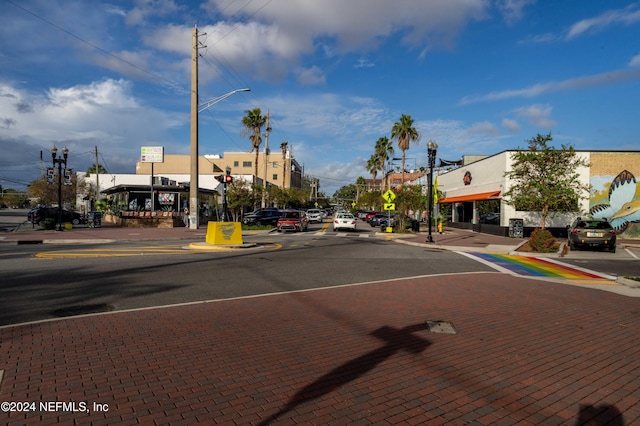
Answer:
502;118;520;133
296;66;326;85
514;104;556;129
566;4;640;40
198;0;489;78
459;67;640;104
125;0;183;26
630;53;640;67
466;121;499;136
496;0;536;25
0;79;183;176
355;57;375;69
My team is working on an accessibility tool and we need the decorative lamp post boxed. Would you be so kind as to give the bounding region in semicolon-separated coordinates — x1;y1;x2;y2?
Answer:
51;146;69;231
426;140;438;243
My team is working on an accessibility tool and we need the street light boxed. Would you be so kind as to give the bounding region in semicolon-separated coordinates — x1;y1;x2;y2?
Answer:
51;146;69;231
189;88;250;229
426;140;438;243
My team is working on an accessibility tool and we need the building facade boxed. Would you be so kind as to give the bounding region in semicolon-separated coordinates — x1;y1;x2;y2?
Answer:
76;150;304;219
434;150;640;237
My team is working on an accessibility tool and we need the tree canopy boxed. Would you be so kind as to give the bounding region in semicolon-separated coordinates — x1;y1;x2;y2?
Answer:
502;133;589;229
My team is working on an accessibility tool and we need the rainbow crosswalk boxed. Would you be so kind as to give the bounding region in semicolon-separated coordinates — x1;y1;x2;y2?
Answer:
464;252;616;282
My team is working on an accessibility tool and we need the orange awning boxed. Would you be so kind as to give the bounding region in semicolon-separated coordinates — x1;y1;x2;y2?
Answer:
439;190;501;204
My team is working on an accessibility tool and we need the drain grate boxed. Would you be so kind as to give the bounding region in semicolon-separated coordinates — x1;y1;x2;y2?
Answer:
51;304;114;318
426;320;457;334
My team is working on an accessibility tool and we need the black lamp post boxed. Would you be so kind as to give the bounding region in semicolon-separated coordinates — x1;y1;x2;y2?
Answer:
51;146;69;231
426;140;438;243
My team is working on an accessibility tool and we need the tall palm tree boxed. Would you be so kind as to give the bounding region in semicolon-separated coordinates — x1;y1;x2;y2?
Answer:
366;153;380;191
391;114;420;184
374;136;394;191
241;108;266;185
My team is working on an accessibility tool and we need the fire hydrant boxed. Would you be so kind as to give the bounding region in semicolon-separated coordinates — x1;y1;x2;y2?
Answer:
438;222;443;234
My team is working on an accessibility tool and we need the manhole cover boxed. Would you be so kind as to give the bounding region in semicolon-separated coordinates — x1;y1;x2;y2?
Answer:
51;304;114;317
426;320;457;334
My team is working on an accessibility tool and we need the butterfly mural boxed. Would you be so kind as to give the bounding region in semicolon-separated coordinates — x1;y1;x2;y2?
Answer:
590;170;640;233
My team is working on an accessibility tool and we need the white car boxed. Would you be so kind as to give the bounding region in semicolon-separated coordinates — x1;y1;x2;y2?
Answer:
333;213;357;231
306;209;323;223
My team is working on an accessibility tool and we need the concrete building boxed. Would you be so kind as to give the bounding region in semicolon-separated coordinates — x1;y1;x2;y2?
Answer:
76;150;304;221
431;150;640;237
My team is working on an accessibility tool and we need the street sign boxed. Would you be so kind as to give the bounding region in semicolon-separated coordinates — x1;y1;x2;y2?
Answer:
314;202;318;207
383;203;395;211
351;202;356;208
383;189;396;203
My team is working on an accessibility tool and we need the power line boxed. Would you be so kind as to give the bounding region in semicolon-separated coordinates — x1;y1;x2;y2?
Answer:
6;0;186;92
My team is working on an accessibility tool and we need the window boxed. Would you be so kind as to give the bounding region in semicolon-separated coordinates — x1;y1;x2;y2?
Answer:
233;161;239;167
243;161;252;167
272;174;278;181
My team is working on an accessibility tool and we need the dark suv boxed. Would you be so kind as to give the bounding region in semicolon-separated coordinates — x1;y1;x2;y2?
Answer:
242;208;281;226
28;207;83;225
567;217;616;253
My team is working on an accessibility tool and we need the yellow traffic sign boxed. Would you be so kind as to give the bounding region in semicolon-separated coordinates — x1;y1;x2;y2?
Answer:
351;202;356;208
383;203;395;211
382;189;396;203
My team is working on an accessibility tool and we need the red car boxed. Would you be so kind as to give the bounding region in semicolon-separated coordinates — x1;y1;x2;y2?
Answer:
277;210;309;232
364;211;379;222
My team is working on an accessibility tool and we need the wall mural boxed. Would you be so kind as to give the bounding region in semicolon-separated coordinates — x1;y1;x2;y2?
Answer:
590;169;640;237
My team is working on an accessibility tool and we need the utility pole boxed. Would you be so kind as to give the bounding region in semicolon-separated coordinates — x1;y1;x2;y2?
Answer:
189;25;202;229
94;146;100;208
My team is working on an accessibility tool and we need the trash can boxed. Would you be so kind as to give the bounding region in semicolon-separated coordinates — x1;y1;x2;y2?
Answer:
88;211;102;228
411;219;420;232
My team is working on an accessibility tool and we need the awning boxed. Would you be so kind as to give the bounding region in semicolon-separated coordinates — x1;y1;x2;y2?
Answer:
439;190;501;203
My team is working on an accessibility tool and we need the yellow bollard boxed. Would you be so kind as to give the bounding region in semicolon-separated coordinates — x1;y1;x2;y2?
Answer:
206;222;243;245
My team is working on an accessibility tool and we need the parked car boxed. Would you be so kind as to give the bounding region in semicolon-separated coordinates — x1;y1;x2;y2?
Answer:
567;217;616;252
379;215;397;228
277;210;309;232
306;209;323;223
28;206;83;225
364;211;379;222
369;213;390;227
333;213;357;232
242;208;281;226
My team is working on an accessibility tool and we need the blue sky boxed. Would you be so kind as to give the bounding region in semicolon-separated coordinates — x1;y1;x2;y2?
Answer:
1;0;640;196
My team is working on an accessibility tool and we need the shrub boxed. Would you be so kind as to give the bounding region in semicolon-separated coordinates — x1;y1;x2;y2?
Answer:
40;218;57;230
529;228;556;252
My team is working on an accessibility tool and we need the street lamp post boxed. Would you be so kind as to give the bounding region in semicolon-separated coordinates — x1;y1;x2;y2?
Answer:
426;141;438;243
51;146;69;231
189;88;250;229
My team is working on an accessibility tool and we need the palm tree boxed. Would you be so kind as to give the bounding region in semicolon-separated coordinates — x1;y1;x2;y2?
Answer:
391;114;420;184
374;136;394;191
241;108;266;185
366;153;380;191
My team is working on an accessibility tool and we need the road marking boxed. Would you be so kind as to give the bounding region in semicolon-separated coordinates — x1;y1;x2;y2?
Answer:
460;252;617;281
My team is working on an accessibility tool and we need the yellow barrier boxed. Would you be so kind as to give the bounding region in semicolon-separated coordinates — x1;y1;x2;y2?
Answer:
206;222;243;245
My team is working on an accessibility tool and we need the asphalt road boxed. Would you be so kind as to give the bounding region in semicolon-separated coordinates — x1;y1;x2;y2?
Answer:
0;230;496;326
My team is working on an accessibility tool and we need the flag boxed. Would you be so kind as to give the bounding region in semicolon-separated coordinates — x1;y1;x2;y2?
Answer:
433;175;439;205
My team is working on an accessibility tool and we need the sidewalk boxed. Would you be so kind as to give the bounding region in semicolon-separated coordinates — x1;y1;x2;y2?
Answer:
1;223;640;424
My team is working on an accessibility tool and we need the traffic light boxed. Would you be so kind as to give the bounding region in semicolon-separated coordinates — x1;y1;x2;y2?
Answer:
224;174;233;184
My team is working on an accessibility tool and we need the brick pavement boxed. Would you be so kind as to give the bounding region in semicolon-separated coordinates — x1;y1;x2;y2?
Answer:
1;223;639;424
1;272;640;425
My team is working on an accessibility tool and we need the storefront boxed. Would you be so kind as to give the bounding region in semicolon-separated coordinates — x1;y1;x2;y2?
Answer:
436;150;640;238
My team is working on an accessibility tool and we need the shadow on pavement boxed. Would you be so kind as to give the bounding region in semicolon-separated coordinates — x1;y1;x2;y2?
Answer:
259;323;431;425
